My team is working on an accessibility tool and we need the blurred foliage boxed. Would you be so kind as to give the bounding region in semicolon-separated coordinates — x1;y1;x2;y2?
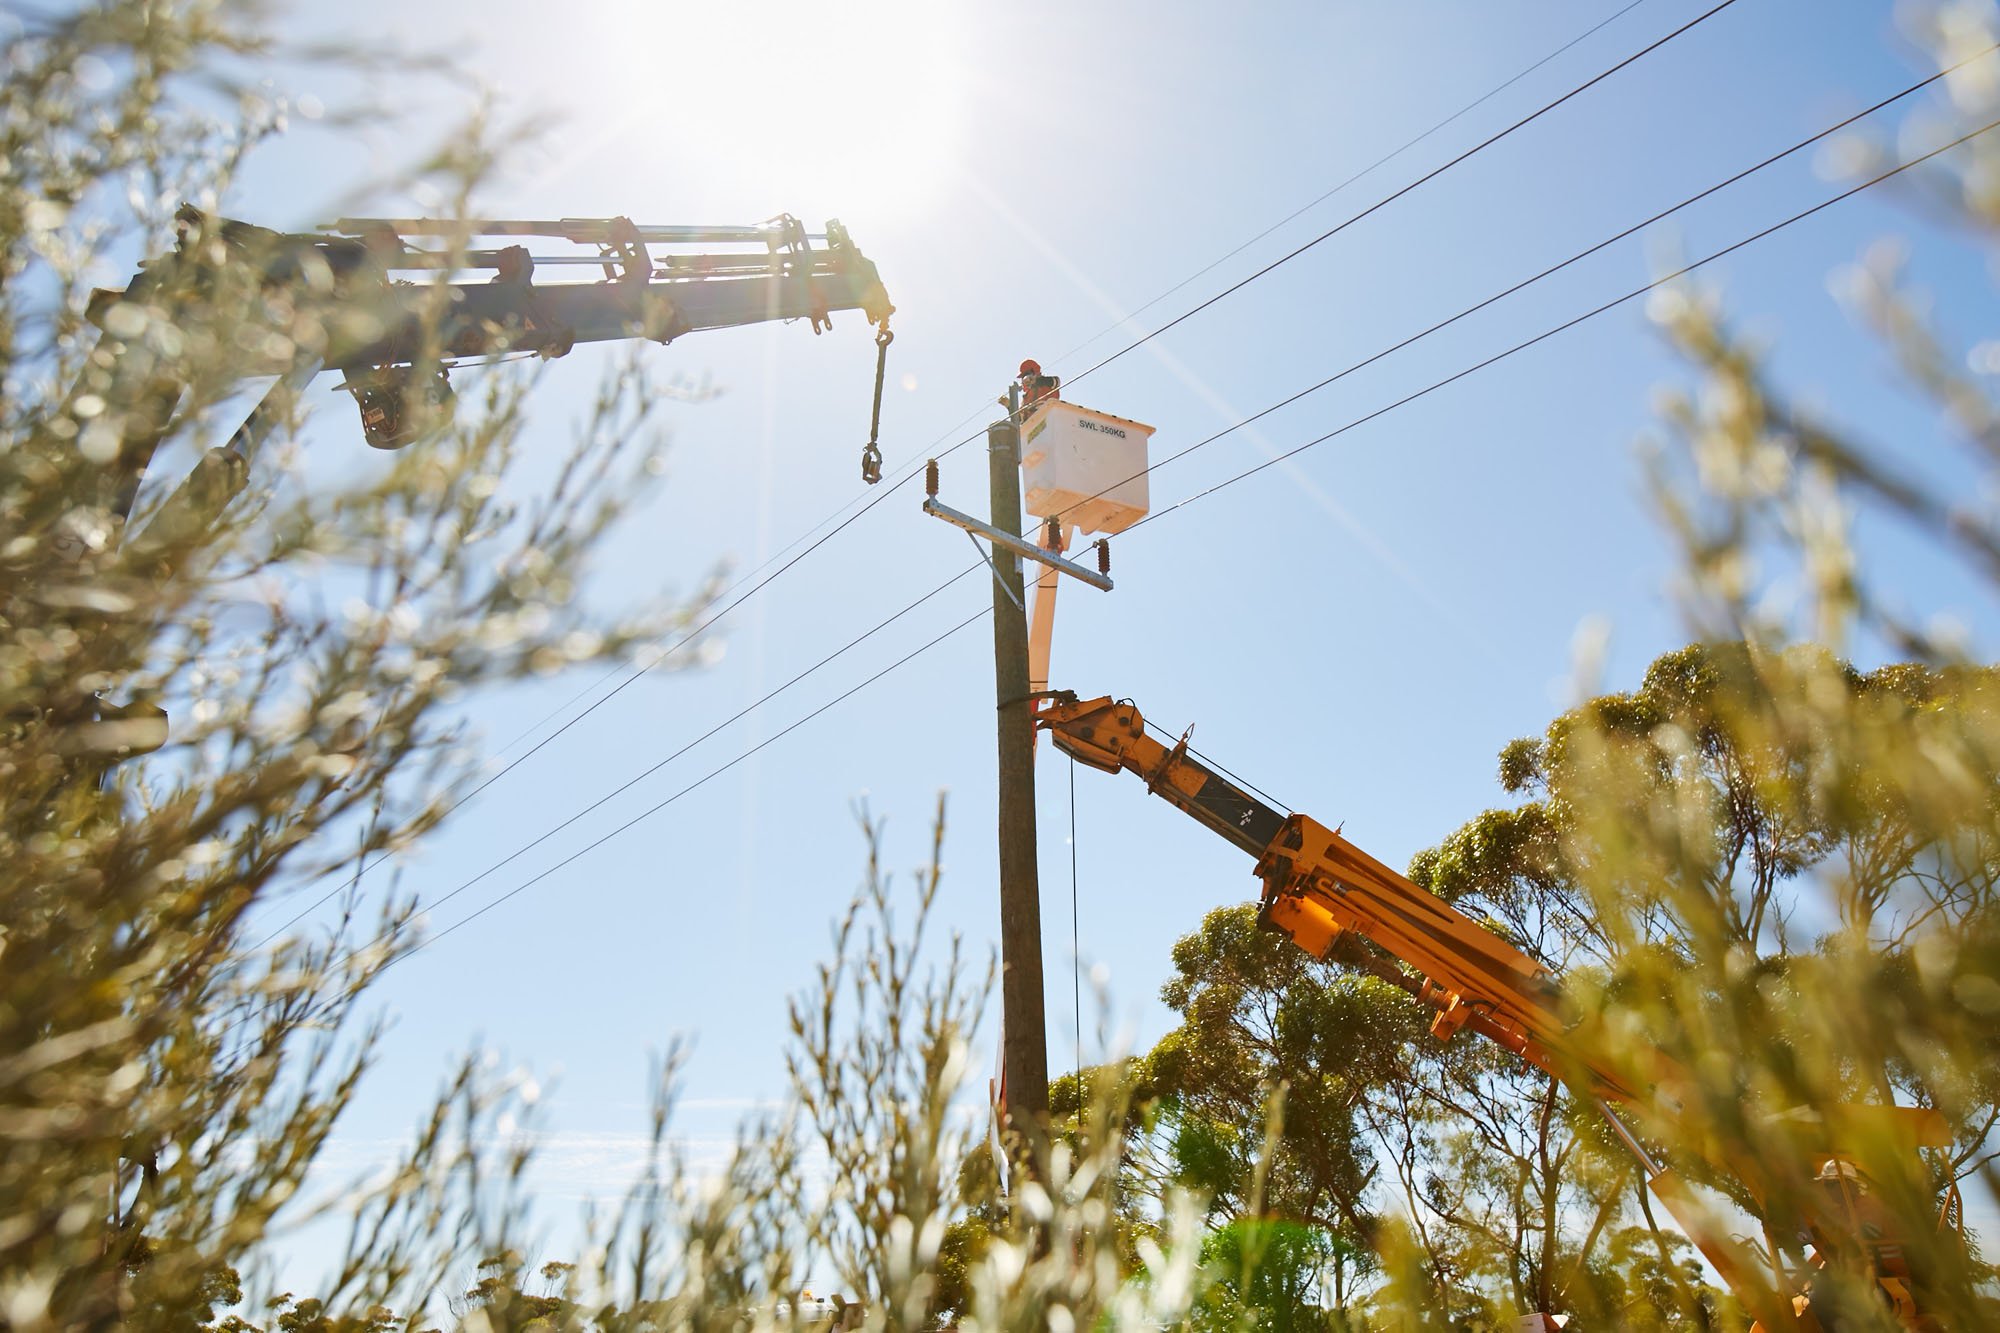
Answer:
4;1;705;1328
1;3;1215;1331
1191;1219;1364;1333
16;2;2000;1333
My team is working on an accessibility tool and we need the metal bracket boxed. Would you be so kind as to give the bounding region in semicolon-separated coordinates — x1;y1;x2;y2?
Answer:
967;531;1025;611
922;497;1113;592
1144;726;1193;797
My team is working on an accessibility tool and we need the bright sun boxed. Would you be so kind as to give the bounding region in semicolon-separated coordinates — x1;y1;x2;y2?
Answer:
604;1;966;222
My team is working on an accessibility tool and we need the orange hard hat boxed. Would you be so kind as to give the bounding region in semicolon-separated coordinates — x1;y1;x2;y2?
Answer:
1019;359;1042;378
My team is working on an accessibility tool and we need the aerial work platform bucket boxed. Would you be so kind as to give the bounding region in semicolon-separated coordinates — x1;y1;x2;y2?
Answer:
1020;399;1154;536
1007;378;1154;702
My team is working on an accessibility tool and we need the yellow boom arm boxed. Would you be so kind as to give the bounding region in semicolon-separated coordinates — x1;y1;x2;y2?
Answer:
1039;693;1582;1082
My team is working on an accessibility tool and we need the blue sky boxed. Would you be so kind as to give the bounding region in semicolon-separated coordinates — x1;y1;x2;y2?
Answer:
184;0;2000;1296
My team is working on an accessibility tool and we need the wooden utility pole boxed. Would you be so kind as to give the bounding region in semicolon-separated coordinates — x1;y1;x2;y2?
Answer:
988;383;1050;1145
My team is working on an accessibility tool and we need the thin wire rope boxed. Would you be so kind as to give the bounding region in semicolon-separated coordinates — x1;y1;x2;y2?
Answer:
1055;0;1746;392
489;403;994;762
255;551;983;948
1033;45;1993;538
1125;112;2000;536
416;605;989;951
1141;717;1294;814
1069;753;1083;1109
376;564;985;932
229;605;992;1040
1043;0;1654;372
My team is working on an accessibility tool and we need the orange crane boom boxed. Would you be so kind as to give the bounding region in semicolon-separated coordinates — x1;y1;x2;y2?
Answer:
1038;691;1956;1331
1039;694;1580;1076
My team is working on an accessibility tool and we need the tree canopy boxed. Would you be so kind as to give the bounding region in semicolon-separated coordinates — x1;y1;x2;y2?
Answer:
1125;641;2000;1327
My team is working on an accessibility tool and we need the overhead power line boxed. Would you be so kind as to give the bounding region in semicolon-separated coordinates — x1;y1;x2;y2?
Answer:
256;556;983;947
488;402;994;759
1127;111;2000;533
704;0;1686;563
261;37;1987;986
265;1;1701;949
228;601;992;1045
248;0;1756;962
395;566;980;930
1046;0;1655;372
254;447;921;947
363;605;991;979
1056;0;1747;392
1033;44;1999;535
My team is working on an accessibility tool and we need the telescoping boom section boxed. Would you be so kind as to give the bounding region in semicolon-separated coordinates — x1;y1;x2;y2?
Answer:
72;208;895;539
93;209;893;377
1037;691;1960;1332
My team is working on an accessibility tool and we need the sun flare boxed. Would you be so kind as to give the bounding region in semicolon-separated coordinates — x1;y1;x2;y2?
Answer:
605;1;966;222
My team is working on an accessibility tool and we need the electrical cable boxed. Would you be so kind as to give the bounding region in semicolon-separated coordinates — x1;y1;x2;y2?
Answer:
254;556;983;948
254;408;942;945
229;603;993;1041
243;0;1771;956
383;564;984;931
265;408;991;951
486;403;1000;766
1054;0;1746;393
267;0;1707;933
251;55;1971;1012
1031;45;1997;538
1124;111;2000;535
1069;753;1082;1104
448;472;901;787
383;606;991;964
1043;0;1655;372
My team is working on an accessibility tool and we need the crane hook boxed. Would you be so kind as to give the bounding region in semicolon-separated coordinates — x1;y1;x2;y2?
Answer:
861;322;893;484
